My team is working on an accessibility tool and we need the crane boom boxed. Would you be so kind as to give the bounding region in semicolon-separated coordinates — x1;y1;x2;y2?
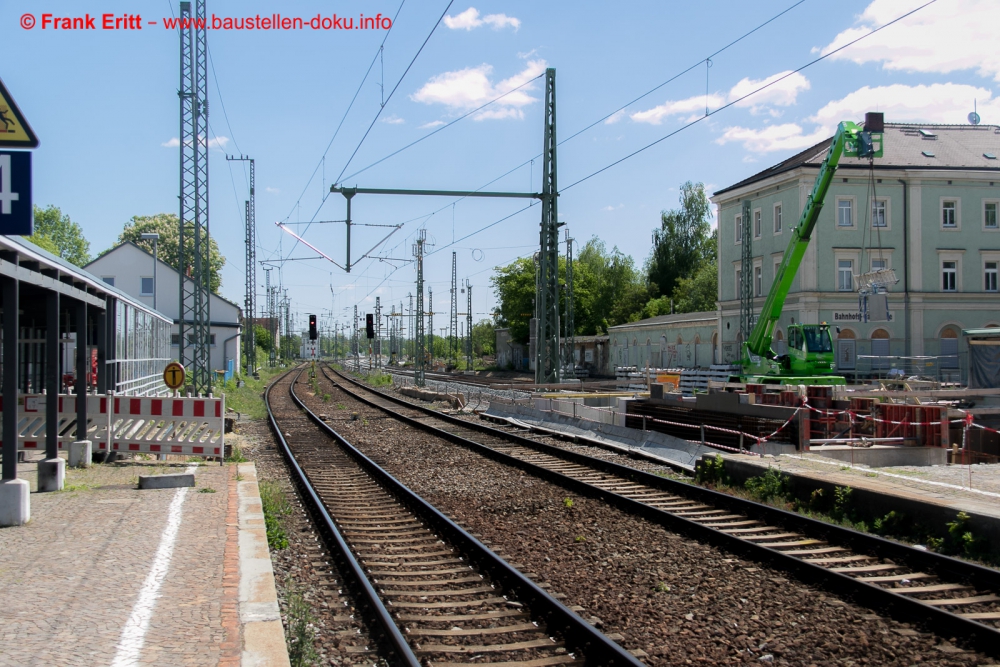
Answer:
742;115;882;382
742;113;883;384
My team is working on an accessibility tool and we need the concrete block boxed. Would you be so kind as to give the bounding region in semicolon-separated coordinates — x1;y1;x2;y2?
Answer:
37;458;66;492
138;473;195;489
69;440;92;468
0;479;30;526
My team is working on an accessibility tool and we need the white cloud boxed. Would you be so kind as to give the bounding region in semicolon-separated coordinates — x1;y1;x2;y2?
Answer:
444;7;520;31
419;120;446;129
730;71;810;109
411;59;546;120
820;0;1000;81
381;114;405;125
601;203;625;212
812;83;1000;128
517;48;538;60
632;70;810;125
605;109;626;125
716;81;1000;154
265;186;280;194
631;94;724;125
160;135;229;149
715;123;830;153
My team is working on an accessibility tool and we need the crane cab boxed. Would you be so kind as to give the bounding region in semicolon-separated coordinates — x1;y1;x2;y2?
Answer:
779;323;836;377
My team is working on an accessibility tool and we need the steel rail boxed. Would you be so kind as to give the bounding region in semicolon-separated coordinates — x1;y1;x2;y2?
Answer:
325;364;1000;659
265;368;422;667
286;367;644;665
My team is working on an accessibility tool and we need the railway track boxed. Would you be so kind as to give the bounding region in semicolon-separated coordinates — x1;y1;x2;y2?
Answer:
265;367;642;666
323;363;1000;659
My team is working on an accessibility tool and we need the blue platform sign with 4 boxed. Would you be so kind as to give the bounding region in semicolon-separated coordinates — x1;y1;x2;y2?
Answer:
0;151;31;235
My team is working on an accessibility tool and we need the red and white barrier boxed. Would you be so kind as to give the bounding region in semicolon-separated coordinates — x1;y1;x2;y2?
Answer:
1;393;226;459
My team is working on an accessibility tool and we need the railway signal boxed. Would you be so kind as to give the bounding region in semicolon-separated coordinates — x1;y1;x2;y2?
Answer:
309;314;317;340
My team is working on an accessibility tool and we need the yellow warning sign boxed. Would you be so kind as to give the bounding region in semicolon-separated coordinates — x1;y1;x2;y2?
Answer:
0;77;39;149
163;362;186;390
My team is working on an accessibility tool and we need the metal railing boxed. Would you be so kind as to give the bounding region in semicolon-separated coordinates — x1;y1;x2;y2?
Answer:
853;354;965;385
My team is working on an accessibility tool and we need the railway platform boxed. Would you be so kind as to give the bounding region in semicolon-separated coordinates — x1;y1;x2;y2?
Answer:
0;455;288;667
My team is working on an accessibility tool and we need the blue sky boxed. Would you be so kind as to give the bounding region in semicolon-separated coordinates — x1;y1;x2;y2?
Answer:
6;0;999;332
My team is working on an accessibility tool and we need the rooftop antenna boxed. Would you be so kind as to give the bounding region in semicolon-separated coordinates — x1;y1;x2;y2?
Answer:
969;100;981;126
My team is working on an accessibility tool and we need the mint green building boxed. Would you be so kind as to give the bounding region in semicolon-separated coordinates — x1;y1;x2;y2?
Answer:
712;122;1000;380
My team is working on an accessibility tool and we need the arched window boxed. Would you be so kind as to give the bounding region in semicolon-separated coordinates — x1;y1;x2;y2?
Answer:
694;334;701;344
836;328;856;370
676;334;683;345
838;328;856;339
773;329;786;356
940;326;960;368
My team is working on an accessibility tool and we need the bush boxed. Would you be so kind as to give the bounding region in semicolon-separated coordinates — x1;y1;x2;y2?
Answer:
695;454;728;486
744;468;789;503
259;480;291;551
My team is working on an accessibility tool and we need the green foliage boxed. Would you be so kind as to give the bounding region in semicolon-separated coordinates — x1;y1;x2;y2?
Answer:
872;510;907;536
110;213;226;292
646;182;713;299
199;487;217;493
744;468;789;503
254;325;274;352
944;512;984;558
695;454;728;486
284;579;319;667
28;205;92;266
832;485;853;521
563;497;574;509
654;582;671;593
671;256;718;314
490;256;537;344
574;535;586;543
225;446;248;463
221;366;285;420
471;319;497;356
367;371;393;387
259;480;291;551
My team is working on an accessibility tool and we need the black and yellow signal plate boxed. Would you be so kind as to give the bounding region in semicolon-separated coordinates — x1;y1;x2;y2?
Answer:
0;77;39;149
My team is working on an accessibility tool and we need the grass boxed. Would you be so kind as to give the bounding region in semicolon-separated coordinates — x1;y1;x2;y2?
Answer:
225;446;248;463
259;479;292;551
366;371;394;388
697;464;996;565
283;578;319;667
199;487;216;493
61;483;96;492
221;366;288;420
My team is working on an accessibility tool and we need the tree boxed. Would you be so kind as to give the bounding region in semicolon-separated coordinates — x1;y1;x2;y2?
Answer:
574;238;650;333
253;324;273;352
671;258;718;313
490;257;536;344
28;205;92;266
646;182;713;299
471;319;496;356
108;213;226;292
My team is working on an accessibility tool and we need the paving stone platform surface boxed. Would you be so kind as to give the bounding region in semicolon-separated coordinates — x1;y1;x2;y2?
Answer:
0;456;282;666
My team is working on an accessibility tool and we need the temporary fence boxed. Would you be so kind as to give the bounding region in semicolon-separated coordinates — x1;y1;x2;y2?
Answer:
1;392;225;459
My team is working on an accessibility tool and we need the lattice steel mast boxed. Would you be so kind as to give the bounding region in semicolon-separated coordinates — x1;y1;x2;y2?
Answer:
536;68;562;384
466;279;472;370
450;251;458;363
178;0;212;393
564;230;575;373
227;154;256;376
413;230;427;386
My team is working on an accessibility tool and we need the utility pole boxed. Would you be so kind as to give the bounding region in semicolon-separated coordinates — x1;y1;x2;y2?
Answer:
263;267;273;367
536;68;562;384
466;279;473;371
407;293;413;361
375;296;381;369
450;252;458;363
565;230;575;374
227;154;256;377
414;230;427;386
428;287;434;364
178;0;212;394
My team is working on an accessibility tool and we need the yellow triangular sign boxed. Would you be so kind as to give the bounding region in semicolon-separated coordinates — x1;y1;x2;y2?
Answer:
0;77;39;148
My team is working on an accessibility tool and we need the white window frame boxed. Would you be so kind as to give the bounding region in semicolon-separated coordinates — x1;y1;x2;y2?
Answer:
937;250;964;292
753;207;762;239
836;196;856;229
834;250;860;292
941;197;961;231
869;252;892;272
734;262;742;300
941;260;958;292
982;251;1000;293
837;259;854;292
983;199;999;231
985;260;998;293
735;213;742;245
773;203;782;235
140;276;154;296
869;196;891;230
754;260;763;297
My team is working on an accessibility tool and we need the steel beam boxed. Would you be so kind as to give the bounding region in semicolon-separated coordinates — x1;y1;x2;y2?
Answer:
536;68;562;384
75;301;88;441
46;291;59;459
2;275;18;480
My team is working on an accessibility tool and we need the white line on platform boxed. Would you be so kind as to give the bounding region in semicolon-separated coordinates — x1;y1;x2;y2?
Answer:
109;466;197;667
782;454;1000;500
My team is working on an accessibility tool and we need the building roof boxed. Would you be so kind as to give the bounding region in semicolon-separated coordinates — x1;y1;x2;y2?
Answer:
86;242;243;312
608;310;716;331
715;122;1000;197
0;235;171;322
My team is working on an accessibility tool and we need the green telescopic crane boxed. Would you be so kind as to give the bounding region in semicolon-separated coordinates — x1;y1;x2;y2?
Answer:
740;113;883;385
